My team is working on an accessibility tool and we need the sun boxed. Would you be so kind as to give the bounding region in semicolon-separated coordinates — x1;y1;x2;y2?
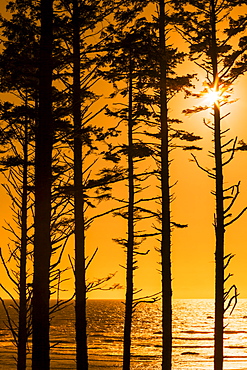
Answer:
205;88;221;106
206;89;220;105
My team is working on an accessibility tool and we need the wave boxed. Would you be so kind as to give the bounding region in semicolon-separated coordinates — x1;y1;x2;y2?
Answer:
224;330;247;334
181;330;213;334
174;345;213;348
173;337;214;341
181;351;200;355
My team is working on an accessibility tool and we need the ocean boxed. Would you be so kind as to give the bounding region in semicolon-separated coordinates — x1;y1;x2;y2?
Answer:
1;299;247;369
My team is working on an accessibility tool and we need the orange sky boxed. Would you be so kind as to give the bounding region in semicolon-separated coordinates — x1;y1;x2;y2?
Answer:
0;1;247;301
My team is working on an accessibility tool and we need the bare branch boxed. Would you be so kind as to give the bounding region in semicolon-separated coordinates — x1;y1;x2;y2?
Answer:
222;137;237;166
85;248;98;270
224;182;240;215
225;207;247;227
191;154;214;177
224;285;238;315
0;248;18;287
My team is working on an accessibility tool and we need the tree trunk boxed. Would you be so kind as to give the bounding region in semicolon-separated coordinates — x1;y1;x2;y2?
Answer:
210;1;225;369
123;50;134;370
32;0;53;368
214;101;224;370
17;93;28;370
159;1;172;369
73;1;88;369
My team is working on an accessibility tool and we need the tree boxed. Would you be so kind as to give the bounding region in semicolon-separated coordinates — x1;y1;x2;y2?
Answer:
129;4;199;368
0;100;33;370
172;1;247;368
32;0;53;368
99;5;202;367
122;34;138;370
72;0;88;367
0;4;39;368
159;2;172;367
0;4;76;368
53;1;125;368
98;15;164;367
156;3;197;367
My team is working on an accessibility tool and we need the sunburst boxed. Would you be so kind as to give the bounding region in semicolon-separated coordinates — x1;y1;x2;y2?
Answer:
205;88;221;106
203;78;230;107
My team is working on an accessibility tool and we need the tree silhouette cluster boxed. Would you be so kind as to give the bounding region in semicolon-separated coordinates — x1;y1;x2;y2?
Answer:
0;1;247;370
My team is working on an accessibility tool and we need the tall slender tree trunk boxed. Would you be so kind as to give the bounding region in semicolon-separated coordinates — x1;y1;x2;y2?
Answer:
214;101;224;370
17;93;28;370
159;1;172;369
72;1;88;369
32;0;53;369
209;1;225;369
123;50;134;370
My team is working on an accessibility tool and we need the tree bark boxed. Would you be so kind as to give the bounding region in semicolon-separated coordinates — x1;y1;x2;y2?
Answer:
123;49;134;370
159;1;172;369
32;0;53;368
73;1;88;369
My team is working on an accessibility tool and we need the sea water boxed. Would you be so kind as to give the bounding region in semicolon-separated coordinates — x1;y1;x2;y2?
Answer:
0;299;247;369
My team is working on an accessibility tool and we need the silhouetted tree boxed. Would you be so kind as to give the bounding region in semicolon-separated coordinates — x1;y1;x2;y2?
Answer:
159;2;172;367
32;0;53;368
0;100;33;370
0;4;39;368
72;0;88;367
0;99;33;370
172;0;247;368
123;38;136;370
122;5;200;369
54;1;125;368
0;4;76;367
98;16;163;368
17;97;29;370
157;3;199;368
98;5;202;367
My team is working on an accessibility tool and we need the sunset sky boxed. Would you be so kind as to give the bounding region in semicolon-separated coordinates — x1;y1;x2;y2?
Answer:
0;0;247;301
